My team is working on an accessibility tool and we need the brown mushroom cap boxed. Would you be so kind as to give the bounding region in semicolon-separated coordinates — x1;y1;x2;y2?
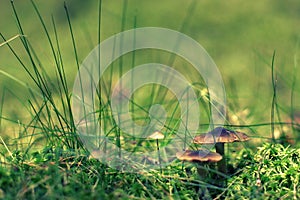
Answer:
147;131;165;140
193;127;250;144
176;150;222;162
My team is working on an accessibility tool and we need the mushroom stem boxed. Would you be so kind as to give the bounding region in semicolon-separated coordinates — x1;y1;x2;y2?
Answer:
156;139;162;174
196;164;212;199
215;143;227;175
197;163;208;178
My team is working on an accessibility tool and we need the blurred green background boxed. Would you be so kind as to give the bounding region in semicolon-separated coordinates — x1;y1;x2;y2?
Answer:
0;0;300;145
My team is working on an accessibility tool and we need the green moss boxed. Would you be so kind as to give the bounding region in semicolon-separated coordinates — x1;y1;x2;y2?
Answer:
226;143;300;200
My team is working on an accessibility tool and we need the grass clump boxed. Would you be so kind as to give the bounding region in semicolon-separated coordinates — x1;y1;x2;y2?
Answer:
0;146;209;199
2;143;299;199
225;143;300;200
1;147;105;199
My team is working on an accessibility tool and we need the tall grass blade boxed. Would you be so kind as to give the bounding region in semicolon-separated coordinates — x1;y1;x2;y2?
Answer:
115;0;128;159
0;34;25;47
270;51;276;143
0;88;4;132
130;15;137;137
291;41;298;135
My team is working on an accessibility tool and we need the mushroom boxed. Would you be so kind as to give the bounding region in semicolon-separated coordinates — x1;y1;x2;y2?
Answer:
176;149;222;199
176;149;222;198
147;131;165;173
176;149;222;177
193;127;250;175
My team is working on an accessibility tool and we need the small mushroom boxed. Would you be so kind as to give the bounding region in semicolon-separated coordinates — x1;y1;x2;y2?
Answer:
193;127;250;175
147;131;165;173
147;131;165;140
176;149;223;198
176;149;222;189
